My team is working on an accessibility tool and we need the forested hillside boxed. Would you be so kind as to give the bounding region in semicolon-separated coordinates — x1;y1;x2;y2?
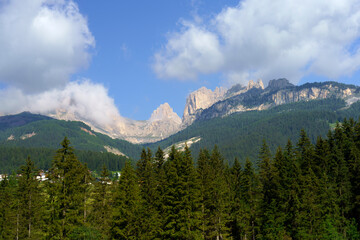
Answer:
0;116;142;157
0;113;143;173
1;119;360;239
0;146;129;173
151;98;360;164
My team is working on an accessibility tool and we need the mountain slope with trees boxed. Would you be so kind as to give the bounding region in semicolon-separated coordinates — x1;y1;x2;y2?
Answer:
150;98;360;164
0;113;143;173
1;119;360;239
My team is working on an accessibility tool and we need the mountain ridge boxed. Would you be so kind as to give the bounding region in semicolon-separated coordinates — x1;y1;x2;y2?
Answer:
2;80;359;144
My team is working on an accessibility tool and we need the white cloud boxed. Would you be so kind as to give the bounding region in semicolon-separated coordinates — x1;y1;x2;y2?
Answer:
0;80;122;127
0;0;94;92
153;0;360;86
153;22;224;80
0;1;122;129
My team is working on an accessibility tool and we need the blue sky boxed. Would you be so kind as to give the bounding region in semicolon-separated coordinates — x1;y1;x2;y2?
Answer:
0;0;359;124
72;0;239;120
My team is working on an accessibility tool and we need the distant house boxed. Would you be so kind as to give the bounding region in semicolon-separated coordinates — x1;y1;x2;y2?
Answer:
36;170;48;181
0;174;6;181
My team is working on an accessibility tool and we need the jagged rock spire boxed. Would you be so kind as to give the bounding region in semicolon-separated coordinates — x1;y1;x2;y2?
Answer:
247;79;264;90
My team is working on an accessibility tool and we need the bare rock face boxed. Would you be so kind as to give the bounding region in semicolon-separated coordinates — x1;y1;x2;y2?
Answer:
197;80;360;121
49;103;182;144
266;78;294;91
123;103;182;143
149;103;182;124
247;79;264;90
48;79;360;144
270;83;356;105
182;87;227;126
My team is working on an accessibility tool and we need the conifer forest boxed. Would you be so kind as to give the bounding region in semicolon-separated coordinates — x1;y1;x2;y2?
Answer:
1;119;360;239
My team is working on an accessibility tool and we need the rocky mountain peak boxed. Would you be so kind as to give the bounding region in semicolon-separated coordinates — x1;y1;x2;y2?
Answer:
247;79;264;90
149;103;181;124
182;86;227;126
266;78;294;91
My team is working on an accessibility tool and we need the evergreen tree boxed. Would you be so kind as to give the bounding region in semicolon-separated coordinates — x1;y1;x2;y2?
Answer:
163;145;201;239
111;161;141;239
327;127;353;234
16;156;44;239
241;158;261;240
154;146;167;232
136;148;162;239
198;146;230;239
89;164;112;239
258;143;285;239
45;137;89;239
296;130;323;238
229;158;243;240
0;175;16;239
197;148;211;239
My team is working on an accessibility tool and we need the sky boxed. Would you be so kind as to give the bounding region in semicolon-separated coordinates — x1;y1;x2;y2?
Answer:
0;0;359;123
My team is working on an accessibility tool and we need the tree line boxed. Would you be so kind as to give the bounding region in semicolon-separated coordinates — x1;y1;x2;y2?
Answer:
1;119;360;239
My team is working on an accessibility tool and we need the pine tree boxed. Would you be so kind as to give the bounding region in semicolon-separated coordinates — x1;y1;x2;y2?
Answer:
296;130;323;238
271;146;292;238
241;158;261;240
111;161;141;239
297;129;315;174
197;148;211;239
16;156;44;239
229;157;243;240
199;145;230;239
163;145;201;239
89;164;112;239
136;148;162;238
154;146;167;233
45;137;89;239
258;143;285;239
0;175;16;239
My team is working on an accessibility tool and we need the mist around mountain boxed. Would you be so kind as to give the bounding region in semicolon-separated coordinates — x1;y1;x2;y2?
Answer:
28;79;359;145
2;80;360;173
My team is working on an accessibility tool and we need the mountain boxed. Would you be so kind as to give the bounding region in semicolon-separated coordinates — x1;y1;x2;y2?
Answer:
182;79;267;125
2;80;360;171
41;79;360;144
196;79;359;121
182;86;227;126
122;103;182;143
0;112;146;173
0;111;51;130
149;97;360;163
0;113;142;158
49;102;181;144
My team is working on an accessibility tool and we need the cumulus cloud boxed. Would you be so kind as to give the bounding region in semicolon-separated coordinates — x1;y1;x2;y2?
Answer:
0;0;123;129
153;0;360;86
0;80;122;127
0;0;94;92
154;22;224;80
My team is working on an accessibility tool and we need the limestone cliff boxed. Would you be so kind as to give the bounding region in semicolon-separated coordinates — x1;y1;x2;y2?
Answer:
247;79;264;90
270;82;355;105
50;102;182;144
48;79;360;144
197;79;359;121
182;86;227;126
123;103;182;143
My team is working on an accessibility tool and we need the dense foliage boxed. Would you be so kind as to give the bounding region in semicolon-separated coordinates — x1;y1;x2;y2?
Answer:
0;146;129;174
1;118;360;239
